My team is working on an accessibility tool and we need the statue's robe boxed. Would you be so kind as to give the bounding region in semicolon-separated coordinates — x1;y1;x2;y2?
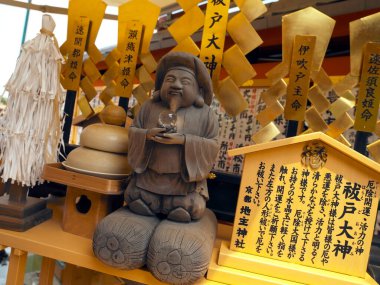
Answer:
128;100;219;199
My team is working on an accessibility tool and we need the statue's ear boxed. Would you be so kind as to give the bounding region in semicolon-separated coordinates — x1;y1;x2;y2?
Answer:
152;90;161;102
194;88;205;107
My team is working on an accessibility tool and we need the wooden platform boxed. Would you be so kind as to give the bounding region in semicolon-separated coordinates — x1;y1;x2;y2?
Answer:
210;241;378;285
0;197;226;285
42;163;123;194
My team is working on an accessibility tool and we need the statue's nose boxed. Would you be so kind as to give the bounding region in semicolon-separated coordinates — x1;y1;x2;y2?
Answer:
171;79;182;89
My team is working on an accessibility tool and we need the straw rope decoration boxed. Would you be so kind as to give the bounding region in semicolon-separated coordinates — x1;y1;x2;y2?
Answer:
0;14;64;187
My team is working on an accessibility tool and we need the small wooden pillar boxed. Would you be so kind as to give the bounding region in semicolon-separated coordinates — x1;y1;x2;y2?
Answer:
42;163;124;238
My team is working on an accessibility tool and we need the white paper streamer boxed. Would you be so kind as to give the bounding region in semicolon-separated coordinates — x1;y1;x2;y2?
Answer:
0;14;64;187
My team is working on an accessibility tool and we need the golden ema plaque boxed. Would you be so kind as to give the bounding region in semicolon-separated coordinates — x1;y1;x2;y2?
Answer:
213;133;380;285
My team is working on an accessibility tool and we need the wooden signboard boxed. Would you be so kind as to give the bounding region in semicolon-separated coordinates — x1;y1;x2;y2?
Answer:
199;0;230;84
284;35;316;121
354;42;380;132
208;133;380;285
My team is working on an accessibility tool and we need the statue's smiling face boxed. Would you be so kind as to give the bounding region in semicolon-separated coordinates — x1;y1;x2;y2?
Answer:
160;68;200;110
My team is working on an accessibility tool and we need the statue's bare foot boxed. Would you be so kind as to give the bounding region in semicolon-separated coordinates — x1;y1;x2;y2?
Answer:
147;209;217;284
93;207;160;269
128;198;155;216
167;207;191;223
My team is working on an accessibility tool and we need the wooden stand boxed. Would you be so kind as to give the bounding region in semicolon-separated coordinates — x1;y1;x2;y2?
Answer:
42;163;125;239
206;242;378;285
0;182;52;231
0;197;226;285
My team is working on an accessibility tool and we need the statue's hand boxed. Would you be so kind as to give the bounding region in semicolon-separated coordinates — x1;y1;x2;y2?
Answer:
146;127;166;141
152;132;185;145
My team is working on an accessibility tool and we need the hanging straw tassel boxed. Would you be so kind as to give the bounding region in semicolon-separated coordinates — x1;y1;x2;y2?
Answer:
0;14;64;187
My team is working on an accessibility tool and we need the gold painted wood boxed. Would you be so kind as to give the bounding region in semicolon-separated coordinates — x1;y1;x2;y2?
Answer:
118;0;160;55
252;122;281;144
255;8;336;144
282;7;335;75
368;140;380;163
176;0;200;13
325;113;354;139
234;0;267;23
329;97;355;119
305;106;329;132
83;59;102;83
39;257;56;285
354;42;380;132
215;77;248;117
100;85;116;106
228;132;380;278
219;0;266;115
217;241;377;285
167;0;203;59
227;12;262;54
260;79;287;106
207;249;304;285
97;0;160;105
61;0;107;121
349;13;380;78
0;198;227;285
77;93;94;118
61;0;106;62
80;77;97;101
168;5;205;44
308;85;330;113
6;248;27;285
284;35;316;121
140;52;157;74
132;85;150;105
200;0;230;84
333;74;359;97
115;21;143;98
136;66;155;92
375;121;380;137
62;16;89;90
102;63;119;86
336;134;351;148
256;100;284;127
311;68;333;93
171;36;200;55
222;45;256;87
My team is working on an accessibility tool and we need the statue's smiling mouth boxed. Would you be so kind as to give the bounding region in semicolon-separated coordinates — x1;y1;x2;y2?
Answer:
168;90;182;96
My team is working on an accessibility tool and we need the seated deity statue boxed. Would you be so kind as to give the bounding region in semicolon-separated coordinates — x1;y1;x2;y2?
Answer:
125;51;219;222
93;52;219;285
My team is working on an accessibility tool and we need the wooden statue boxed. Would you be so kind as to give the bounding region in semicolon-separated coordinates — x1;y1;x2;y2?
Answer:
93;52;219;284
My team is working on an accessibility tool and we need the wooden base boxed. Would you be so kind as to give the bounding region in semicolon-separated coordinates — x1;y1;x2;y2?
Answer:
0;196;52;231
208;241;378;285
0;195;48;218
207;249;303;285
